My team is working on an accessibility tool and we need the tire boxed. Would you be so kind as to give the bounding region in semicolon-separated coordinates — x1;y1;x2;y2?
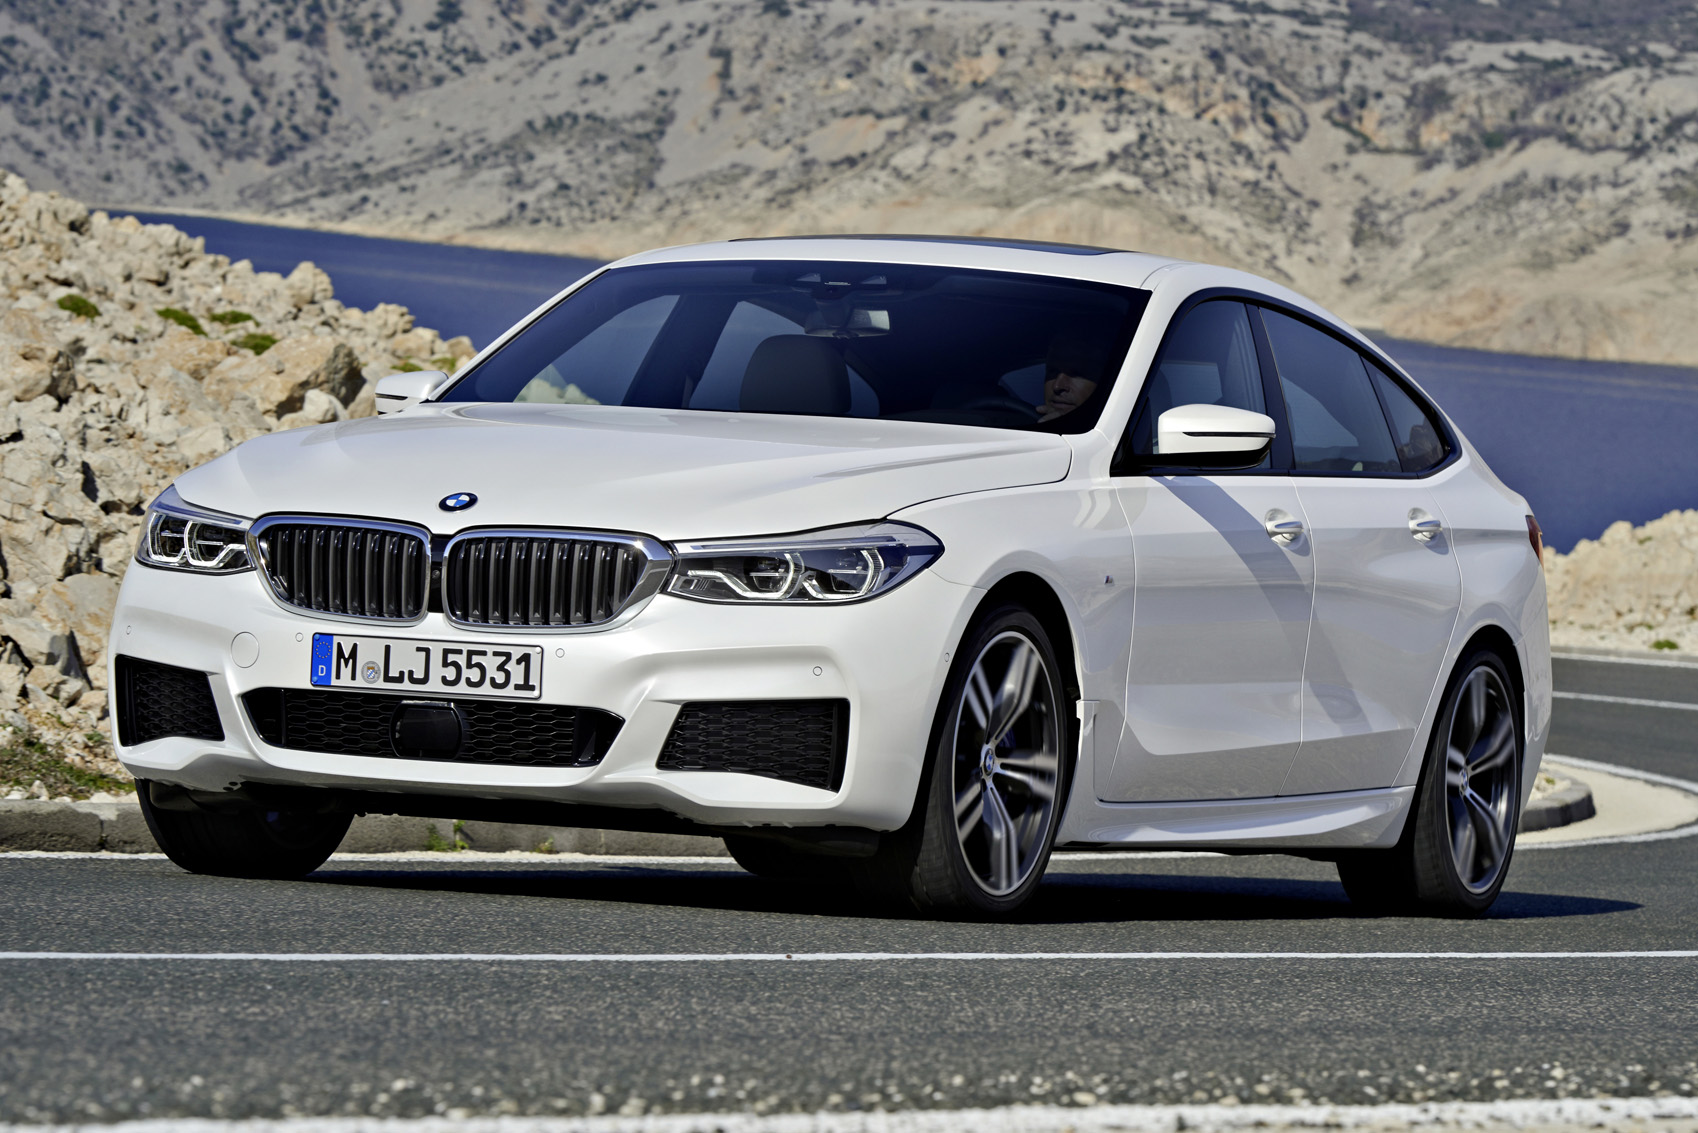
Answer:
137;782;352;880
1337;647;1522;917
723;835;850;883
854;605;1072;916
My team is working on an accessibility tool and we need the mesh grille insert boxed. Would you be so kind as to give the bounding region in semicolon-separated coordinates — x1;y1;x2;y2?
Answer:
114;655;225;745
657;700;849;792
241;687;621;768
255;520;429;621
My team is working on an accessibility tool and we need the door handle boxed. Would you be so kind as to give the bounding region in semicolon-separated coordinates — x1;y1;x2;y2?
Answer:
1264;510;1303;545
1409;509;1443;542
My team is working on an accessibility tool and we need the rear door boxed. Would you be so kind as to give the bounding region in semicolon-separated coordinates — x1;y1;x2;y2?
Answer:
1256;309;1462;795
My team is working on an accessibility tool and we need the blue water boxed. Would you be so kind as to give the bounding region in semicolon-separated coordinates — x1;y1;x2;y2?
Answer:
131;211;1698;552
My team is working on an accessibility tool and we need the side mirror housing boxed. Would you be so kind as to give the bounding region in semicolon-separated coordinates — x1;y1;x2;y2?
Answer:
1153;403;1276;467
374;370;448;415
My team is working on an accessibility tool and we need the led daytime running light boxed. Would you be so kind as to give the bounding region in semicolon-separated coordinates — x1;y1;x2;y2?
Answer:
665;523;941;605
136;486;254;574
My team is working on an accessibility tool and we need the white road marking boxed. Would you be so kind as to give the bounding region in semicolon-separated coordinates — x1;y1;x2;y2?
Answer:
1553;649;1698;670
1518;754;1698;848
0;949;1693;963
1553;690;1698;711
5;1096;1698;1133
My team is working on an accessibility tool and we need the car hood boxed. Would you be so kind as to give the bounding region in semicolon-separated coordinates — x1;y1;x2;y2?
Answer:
174;403;1073;540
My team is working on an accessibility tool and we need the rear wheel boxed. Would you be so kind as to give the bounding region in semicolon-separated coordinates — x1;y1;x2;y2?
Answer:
1337;648;1522;917
137;782;351;880
855;605;1070;916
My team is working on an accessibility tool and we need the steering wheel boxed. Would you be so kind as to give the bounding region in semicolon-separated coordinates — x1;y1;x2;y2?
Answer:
953;392;1042;424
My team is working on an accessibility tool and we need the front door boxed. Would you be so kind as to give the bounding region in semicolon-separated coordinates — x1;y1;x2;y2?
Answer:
1100;298;1314;802
1102;475;1315;801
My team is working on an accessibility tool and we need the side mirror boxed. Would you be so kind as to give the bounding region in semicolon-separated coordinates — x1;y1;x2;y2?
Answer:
374;370;448;415
1154;403;1276;466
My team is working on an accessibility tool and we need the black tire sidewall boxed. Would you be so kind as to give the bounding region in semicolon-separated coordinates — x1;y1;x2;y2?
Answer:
1410;647;1522;915
914;605;1073;915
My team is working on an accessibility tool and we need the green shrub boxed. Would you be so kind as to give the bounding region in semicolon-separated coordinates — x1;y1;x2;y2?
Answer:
208;310;255;326
1651;639;1680;651
156;307;206;336
431;355;460;373
233;332;278;355
393;360;424;372
56;294;100;319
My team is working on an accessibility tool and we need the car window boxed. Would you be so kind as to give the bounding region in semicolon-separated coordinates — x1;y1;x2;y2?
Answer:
513;294;676;406
1260;309;1399;474
442;260;1146;434
691;300;880;416
1126;299;1266;460
1366;359;1448;473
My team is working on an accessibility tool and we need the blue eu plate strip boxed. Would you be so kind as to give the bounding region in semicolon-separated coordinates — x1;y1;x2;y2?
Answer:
310;633;334;686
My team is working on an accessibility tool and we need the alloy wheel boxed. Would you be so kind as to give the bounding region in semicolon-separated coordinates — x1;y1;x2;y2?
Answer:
1442;665;1518;894
949;630;1062;897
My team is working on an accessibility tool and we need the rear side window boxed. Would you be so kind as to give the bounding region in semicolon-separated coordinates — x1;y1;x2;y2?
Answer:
1366;360;1448;473
1126;299;1266;458
1260;309;1399;474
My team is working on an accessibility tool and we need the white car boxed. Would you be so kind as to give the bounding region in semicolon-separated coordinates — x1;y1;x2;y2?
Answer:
111;237;1550;917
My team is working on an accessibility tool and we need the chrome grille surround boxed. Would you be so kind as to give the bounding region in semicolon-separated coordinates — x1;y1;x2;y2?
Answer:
249;516;432;625
443;528;672;632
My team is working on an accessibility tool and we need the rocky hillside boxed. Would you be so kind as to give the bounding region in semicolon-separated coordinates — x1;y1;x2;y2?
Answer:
5;0;1698;365
0;171;470;797
1547;510;1698;656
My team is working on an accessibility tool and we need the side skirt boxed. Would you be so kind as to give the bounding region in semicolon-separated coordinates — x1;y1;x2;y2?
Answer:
1056;785;1414;852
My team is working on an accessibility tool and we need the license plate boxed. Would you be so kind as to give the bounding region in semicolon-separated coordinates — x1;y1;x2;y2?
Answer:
310;633;543;699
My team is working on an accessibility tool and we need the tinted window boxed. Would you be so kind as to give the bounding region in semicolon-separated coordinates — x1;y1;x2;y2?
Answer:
442;261;1145;433
1127;300;1266;458
1261;309;1399;474
1367;360;1448;472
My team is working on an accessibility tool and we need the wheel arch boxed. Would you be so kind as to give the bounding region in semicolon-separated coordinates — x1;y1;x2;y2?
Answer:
971;571;1082;703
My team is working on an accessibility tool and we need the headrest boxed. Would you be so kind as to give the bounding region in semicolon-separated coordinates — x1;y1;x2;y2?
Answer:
740;335;850;415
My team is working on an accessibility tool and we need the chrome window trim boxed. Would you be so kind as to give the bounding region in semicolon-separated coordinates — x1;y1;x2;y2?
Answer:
247;514;434;627
440;527;674;634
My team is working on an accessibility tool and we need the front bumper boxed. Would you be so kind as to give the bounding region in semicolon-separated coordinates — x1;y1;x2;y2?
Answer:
109;562;978;830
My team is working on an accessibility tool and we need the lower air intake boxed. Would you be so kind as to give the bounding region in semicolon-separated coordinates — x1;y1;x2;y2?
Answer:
241;687;621;768
114;655;225;746
657;700;849;792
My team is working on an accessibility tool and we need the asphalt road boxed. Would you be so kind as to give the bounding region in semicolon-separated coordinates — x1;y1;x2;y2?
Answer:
1;655;1694;1125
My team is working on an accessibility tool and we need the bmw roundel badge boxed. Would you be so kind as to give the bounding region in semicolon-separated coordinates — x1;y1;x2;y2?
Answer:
439;492;478;512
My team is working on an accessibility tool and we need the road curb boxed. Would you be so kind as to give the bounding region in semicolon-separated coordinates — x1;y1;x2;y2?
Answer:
1519;775;1597;833
0;798;727;857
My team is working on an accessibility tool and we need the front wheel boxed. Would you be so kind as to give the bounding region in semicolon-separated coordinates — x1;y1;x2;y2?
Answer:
1338;648;1522;917
856;605;1071;916
137;782;352;879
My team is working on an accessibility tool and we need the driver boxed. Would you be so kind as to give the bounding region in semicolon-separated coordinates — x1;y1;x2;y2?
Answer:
1037;330;1110;422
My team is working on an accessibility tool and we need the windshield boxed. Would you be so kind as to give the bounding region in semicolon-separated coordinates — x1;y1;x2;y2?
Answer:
438;260;1148;433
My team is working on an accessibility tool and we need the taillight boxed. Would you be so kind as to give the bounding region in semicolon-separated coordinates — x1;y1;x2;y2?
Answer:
1526;514;1544;566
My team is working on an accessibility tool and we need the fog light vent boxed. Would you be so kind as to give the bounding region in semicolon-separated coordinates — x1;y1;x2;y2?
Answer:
657;699;849;792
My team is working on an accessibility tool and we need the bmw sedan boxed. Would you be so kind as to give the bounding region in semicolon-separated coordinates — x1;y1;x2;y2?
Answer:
111;236;1550;917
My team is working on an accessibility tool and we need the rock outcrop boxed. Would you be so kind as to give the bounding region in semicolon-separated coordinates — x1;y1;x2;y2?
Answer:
0;170;473;785
1547;510;1698;656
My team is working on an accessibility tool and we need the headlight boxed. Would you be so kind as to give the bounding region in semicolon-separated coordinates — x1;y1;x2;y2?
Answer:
136;485;254;573
665;521;943;604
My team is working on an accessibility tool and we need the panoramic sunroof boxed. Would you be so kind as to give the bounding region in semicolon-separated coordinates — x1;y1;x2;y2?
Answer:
731;234;1125;256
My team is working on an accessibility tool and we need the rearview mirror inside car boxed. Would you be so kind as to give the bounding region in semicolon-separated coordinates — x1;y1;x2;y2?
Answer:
374;370;449;415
